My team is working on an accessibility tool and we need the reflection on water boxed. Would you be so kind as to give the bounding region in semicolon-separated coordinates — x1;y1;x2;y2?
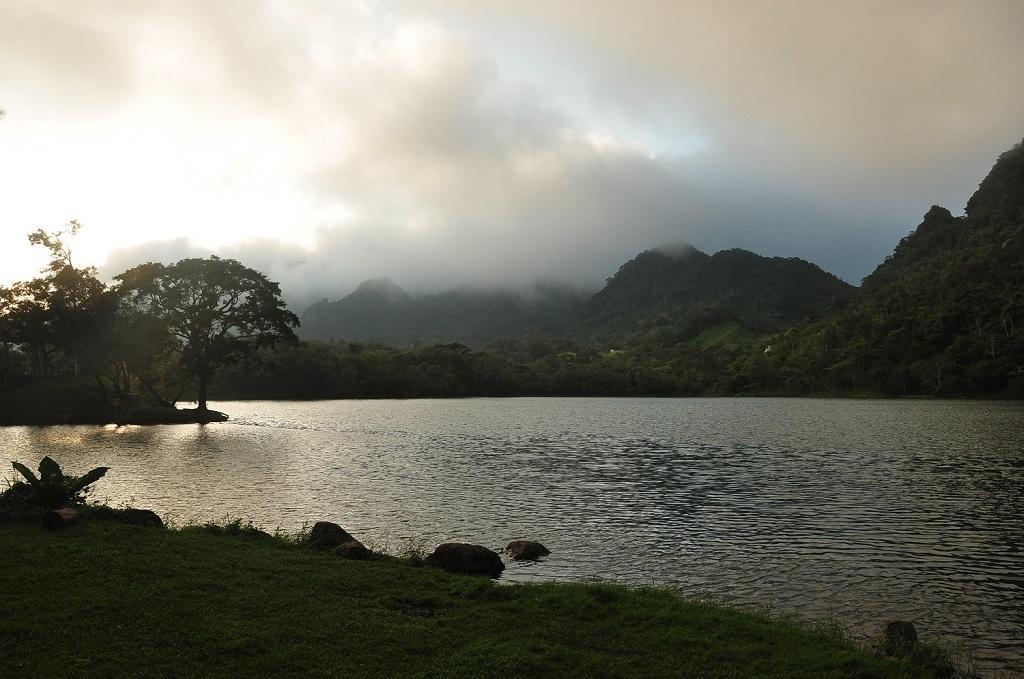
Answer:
2;397;1022;674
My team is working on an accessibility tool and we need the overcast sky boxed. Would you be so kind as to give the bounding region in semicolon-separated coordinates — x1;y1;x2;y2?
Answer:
1;0;1022;306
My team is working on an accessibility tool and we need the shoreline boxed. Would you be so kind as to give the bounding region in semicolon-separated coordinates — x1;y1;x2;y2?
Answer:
0;408;228;427
3;393;1022;427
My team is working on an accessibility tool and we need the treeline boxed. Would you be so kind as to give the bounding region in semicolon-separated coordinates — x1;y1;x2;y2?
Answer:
209;317;1023;401
208;338;743;399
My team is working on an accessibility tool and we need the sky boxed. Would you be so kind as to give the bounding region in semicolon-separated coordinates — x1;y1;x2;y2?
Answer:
1;0;1022;307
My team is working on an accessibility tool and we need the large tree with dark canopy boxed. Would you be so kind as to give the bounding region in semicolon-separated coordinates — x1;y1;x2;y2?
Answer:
116;257;299;412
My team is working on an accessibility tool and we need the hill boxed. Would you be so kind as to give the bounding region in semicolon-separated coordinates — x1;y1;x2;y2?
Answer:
574;246;855;345
758;138;1024;396
300;279;590;347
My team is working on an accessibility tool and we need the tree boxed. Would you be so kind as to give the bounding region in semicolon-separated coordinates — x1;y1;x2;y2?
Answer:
115;257;299;412
1;223;110;377
0;285;15;387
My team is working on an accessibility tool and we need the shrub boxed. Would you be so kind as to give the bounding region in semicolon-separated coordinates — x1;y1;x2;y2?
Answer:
7;456;109;508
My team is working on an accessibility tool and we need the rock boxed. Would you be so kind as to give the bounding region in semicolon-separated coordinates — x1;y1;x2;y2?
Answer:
883;620;918;654
334;540;370;559
308;521;357;551
122;508;164;528
42;508;80;530
504;540;550;561
425;543;505;578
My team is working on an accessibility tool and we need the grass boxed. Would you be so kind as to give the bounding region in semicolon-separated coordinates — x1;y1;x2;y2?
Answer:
0;517;953;678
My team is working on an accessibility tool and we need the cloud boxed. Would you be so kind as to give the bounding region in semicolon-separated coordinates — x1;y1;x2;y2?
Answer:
3;0;1023;307
418;1;1024;179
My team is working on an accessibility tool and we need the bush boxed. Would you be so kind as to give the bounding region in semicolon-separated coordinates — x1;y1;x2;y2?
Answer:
6;456;109;508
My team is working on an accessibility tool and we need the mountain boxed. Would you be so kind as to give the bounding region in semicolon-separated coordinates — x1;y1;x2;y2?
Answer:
762;138;1024;396
574;246;855;344
300;279;591;346
301;245;854;349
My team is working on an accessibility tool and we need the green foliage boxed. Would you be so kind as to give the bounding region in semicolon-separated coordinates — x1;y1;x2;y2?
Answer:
209;337;737;399
7;456;109;508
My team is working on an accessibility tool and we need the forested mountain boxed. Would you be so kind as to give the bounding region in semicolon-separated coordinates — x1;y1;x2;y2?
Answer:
574;246;854;344
300;279;590;347
260;138;1024;400
302;247;854;349
756;138;1024;396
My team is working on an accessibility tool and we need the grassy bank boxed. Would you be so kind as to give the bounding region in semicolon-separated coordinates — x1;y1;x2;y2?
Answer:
0;518;948;678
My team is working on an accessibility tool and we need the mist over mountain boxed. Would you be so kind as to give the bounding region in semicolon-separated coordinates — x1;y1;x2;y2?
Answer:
301;279;591;347
301;244;853;348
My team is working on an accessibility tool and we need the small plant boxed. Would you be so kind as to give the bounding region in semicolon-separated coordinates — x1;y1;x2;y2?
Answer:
8;456;109;508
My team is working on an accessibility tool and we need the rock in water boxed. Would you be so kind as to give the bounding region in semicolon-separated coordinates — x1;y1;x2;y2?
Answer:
308;521;357;551
504;540;551;561
425;543;505;578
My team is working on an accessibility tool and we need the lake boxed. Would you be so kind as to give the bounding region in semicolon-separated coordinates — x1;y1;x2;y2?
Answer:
2;397;1022;673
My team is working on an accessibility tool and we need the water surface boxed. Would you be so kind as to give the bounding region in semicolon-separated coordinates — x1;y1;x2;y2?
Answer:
2;398;1022;673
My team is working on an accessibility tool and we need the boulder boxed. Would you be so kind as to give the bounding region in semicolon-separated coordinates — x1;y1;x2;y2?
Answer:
504;540;550;561
308;521;357;551
122;508;164;528
883;620;918;655
334;540;370;560
425;543;505;578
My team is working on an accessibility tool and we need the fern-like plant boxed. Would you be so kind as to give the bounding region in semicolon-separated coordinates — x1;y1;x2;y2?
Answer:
9;456;109;508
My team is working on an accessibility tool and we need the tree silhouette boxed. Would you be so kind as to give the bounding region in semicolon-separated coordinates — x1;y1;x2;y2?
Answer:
116;257;299;412
1;223;110;376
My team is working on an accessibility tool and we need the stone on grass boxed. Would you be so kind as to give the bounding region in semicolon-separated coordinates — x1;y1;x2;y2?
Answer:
504;540;550;561
425;543;505;578
334;540;370;559
883;620;918;655
308;521;356;551
122;508;163;528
